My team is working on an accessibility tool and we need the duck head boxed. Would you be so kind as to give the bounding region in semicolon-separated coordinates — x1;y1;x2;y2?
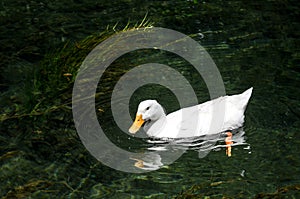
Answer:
129;100;166;134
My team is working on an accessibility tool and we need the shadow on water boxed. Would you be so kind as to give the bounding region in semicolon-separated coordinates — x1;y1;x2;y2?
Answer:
0;0;300;198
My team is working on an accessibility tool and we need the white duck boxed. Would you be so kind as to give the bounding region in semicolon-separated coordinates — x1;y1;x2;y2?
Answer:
129;88;253;138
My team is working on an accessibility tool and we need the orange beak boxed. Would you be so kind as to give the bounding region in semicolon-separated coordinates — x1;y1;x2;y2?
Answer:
129;114;144;134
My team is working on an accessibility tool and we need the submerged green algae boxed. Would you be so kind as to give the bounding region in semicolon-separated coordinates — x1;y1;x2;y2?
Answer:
1;0;300;198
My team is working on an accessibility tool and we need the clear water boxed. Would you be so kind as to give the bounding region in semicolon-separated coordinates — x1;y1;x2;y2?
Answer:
1;0;299;198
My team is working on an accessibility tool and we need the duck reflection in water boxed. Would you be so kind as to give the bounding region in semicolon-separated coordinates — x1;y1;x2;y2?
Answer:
130;128;249;171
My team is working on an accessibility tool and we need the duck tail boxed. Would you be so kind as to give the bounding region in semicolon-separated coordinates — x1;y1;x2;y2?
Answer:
238;87;253;110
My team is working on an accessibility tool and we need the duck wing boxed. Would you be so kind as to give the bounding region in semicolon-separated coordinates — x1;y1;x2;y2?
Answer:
163;88;253;138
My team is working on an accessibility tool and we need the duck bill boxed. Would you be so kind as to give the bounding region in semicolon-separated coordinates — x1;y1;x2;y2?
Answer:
129;114;144;134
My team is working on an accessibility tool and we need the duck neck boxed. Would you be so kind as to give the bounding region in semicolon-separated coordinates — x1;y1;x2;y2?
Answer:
144;113;167;137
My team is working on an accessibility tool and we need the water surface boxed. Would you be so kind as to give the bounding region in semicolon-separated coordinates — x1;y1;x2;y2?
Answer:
1;0;299;198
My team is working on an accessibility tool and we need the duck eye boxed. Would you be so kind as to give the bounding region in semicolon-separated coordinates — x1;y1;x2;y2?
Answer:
146;106;150;110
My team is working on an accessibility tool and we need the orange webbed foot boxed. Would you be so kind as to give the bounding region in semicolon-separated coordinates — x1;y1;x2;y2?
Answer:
225;131;233;157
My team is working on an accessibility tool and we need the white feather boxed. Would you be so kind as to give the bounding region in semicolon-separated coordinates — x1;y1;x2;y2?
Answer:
133;88;253;138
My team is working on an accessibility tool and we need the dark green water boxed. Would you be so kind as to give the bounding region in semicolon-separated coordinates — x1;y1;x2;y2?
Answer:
1;0;299;198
